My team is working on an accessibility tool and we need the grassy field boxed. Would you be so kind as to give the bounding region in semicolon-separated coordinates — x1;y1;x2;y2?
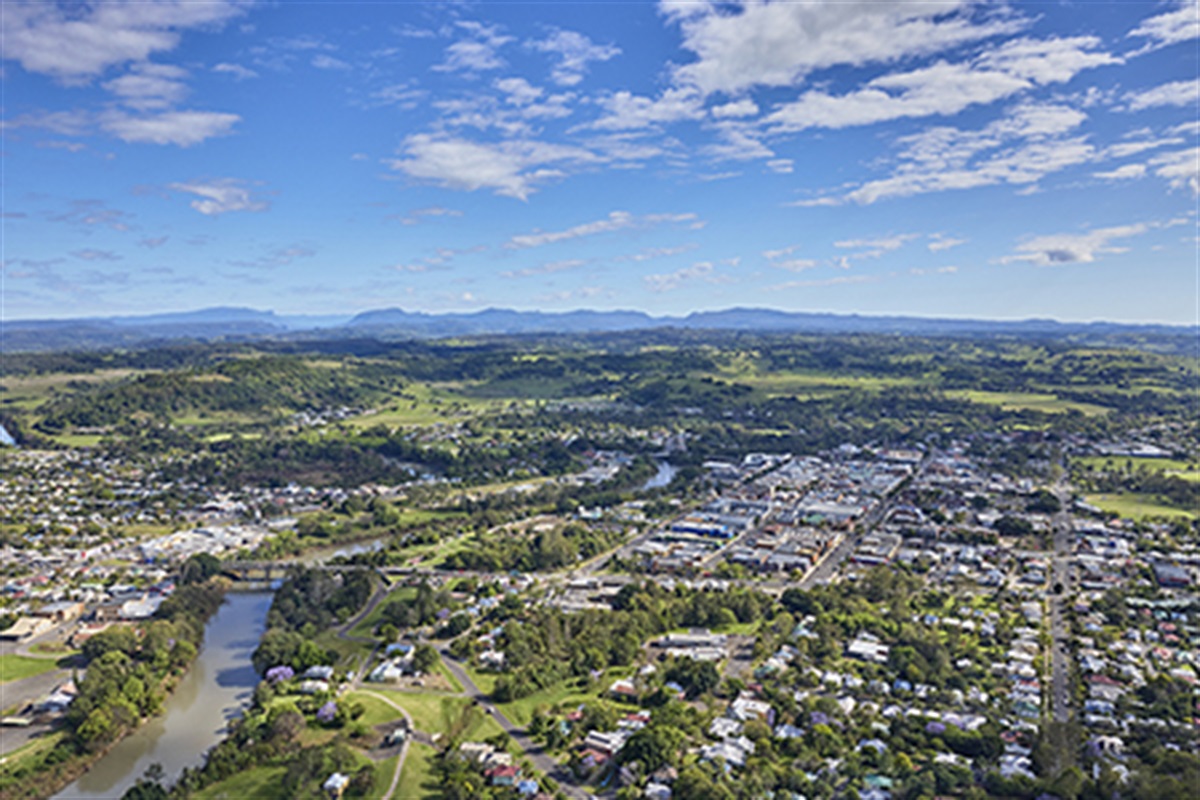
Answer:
1075;456;1198;478
497;677;599;728
386;693;504;741
348;586;417;638
1087;493;1198;521
396;741;439;799
346;691;408;728
945;390;1111;417
192;766;287;800
0;654;65;684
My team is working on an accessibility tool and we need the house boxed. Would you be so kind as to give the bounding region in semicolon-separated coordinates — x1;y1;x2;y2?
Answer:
323;772;349;799
609;679;638;700
34;601;84;622
303;665;335;681
486;764;521;787
583;730;629;756
645;782;672;800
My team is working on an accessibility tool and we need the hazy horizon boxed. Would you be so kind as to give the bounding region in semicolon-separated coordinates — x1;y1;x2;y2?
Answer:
4;1;1198;325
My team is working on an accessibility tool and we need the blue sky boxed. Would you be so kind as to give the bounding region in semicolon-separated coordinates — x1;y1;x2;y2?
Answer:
3;0;1197;323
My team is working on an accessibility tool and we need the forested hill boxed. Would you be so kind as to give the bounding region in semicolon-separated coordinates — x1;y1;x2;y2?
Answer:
5;305;1194;354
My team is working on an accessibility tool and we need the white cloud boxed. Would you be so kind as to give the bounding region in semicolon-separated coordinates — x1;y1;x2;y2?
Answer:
393;207;463;226
527;29;619;86
910;266;959;275
3;0;248;83
834;233;918;253
770;274;876;291
213;62;258;80
645;261;714;292
169;178;268;215
230;245;316;269
617;244;699;262
502;259;587;278
507;211;699;249
1148;147;1200;193
662;0;1026;96
312;54;351;71
71;248;122;261
766;159;793;174
1093;163;1147;181
388;134;597;199
1124;78;1199;111
103;63;190;110
711;98;759;119
766;37;1116;133
434;21;513;73
102;109;239;146
1000;223;1150;265
591;88;705;130
1129;0;1200;51
801;102;1094;205
928;234;966;252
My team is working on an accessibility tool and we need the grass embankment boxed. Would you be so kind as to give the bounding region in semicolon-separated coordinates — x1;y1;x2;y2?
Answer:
1086;493;1198;521
945;390;1111;417
396;741;439;799
0;654;67;684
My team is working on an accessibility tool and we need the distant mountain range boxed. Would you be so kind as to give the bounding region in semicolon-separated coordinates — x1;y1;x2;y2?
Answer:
3;306;1194;353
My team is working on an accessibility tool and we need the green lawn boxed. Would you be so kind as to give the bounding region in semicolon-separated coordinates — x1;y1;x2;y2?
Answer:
945;390;1110;417
0;654;65;684
345;691;408;728
396;741;440;799
386;693;503;741
1074;456;1198;476
364;755;399;800
1087;493;1198;521
349;586;417;638
192;765;287;800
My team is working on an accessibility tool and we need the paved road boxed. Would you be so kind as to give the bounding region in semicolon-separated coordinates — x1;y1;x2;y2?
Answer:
434;647;588;800
1048;493;1074;726
353;691;413;800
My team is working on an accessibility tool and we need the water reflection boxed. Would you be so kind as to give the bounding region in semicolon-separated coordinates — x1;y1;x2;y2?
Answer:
52;593;272;799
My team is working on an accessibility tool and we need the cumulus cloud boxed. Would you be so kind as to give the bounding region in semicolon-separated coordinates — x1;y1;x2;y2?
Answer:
1148;147;1200;193
103;63;190;110
798;102;1095;205
1000;223;1150;265
645;261;714;292
1093;163;1147;181
1123;78;1199;111
502;259;587;278
591;88;705;130
661;0;1026;96
2;0;249;83
1129;0;1200;52
765;37;1117;133
434;21;513;73
101;109;240;146
928;234;967;252
230;245;316;269
71;248;122;261
388;133;597;199
169;178;268;215
711;99;759;119
507;211;699;249
527;29;619;86
213;62;258;80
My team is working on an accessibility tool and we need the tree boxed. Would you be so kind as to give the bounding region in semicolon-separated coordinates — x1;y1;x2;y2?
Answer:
179;553;222;585
621;725;685;772
413;644;439;674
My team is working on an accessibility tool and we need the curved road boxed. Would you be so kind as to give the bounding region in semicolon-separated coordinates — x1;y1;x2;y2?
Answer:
352;690;413;800
433;646;588;800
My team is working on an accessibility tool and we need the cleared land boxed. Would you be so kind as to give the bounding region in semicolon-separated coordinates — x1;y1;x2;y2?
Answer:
1087;493;1198;521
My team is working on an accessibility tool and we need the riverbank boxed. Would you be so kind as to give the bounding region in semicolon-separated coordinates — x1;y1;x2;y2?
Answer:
0;581;253;800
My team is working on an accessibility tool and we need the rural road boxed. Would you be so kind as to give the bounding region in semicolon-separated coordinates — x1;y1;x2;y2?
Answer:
353;690;414;800
434;647;588;800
